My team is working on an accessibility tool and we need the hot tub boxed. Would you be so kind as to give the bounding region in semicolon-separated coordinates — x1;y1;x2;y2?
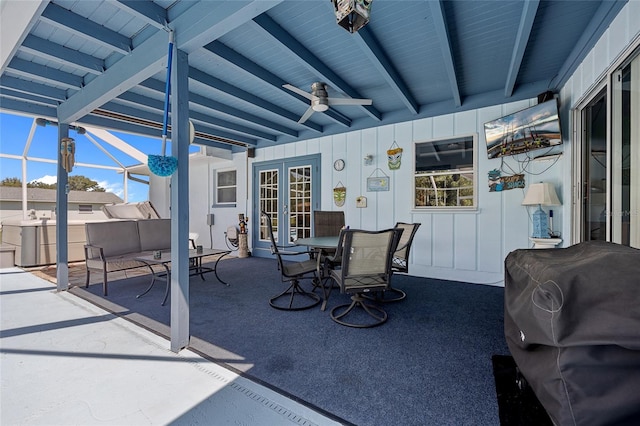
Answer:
1;219;89;267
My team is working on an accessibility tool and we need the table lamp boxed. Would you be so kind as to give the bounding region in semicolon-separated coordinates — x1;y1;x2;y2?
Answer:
522;182;561;238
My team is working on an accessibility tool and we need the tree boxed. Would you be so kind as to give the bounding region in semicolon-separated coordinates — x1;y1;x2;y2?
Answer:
0;177;22;187
0;175;106;192
68;175;105;192
29;180;56;190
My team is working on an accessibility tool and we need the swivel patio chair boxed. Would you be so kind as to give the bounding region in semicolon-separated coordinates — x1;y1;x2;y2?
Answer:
392;223;421;274
261;211;321;310
362;222;420;303
385;222;421;301
313;210;345;237
329;228;402;327
313;210;345;258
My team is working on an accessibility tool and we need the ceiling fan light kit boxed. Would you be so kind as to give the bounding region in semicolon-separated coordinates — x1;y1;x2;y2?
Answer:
283;82;372;123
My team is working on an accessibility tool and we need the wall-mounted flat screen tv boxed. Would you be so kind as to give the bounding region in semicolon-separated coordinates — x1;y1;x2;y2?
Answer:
484;99;562;159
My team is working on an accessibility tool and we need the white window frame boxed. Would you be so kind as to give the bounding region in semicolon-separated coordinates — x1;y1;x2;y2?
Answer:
215;169;237;205
412;133;478;211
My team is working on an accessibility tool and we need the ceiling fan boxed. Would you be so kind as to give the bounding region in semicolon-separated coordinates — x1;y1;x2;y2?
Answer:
283;82;372;124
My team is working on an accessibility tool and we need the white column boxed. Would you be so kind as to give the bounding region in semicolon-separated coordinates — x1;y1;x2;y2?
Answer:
170;46;191;352
56;124;69;291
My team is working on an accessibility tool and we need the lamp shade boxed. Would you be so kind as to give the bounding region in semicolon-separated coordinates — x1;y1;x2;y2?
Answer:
522;182;561;206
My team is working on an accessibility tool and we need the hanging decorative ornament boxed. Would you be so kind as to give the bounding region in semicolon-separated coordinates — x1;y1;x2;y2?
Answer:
387;141;403;170
333;182;346;207
148;31;179;177
61;137;75;173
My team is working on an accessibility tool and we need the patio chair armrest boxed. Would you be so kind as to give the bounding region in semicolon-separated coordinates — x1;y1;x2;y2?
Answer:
84;243;106;262
395;242;409;252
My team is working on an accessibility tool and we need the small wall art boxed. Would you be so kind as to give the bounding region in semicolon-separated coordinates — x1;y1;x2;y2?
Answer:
488;169;525;192
356;196;367;208
367;168;390;191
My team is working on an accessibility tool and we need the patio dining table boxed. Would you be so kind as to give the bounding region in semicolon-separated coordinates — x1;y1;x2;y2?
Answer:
294;236;341;310
294;236;340;250
135;248;231;306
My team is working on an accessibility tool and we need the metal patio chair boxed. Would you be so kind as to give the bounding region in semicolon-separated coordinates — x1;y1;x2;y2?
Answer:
329;228;402;327
261;211;321;310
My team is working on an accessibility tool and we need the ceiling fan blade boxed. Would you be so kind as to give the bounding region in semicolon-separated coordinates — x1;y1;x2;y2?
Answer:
327;98;373;106
283;84;315;100
298;106;315;124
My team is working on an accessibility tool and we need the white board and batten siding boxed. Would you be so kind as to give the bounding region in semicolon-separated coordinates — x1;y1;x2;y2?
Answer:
248;99;558;287
192;1;640;286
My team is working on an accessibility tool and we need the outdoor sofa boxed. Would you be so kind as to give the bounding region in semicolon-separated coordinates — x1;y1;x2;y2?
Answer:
84;219;171;296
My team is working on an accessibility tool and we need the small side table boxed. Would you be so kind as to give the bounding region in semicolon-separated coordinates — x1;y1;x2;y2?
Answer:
238;233;249;258
529;237;562;249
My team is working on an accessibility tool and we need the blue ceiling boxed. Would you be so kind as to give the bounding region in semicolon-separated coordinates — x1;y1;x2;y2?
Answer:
0;0;626;153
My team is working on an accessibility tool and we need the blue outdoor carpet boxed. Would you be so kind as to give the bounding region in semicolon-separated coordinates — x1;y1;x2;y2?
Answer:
72;256;511;426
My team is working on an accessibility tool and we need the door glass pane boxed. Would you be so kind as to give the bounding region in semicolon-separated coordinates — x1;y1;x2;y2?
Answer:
288;165;312;242
583;90;608;241
612;50;639;247
259;169;278;243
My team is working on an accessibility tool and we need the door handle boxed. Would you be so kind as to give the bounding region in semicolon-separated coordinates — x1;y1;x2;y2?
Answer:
283;204;288;215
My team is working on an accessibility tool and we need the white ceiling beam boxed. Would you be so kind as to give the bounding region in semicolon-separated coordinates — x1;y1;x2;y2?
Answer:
355;27;419;115
429;0;461;107
110;0;168;30
39;3;132;54
504;0;540;97
56;29;167;124
0;0;48;74
57;1;281;125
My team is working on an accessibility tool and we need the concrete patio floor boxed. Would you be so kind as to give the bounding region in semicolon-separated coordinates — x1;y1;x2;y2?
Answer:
0;266;341;425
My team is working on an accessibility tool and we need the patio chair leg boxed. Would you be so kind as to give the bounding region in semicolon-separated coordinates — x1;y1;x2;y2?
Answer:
330;294;388;328
363;286;407;303
102;271;108;296
314;276;334;311
269;279;320;311
85;269;90;288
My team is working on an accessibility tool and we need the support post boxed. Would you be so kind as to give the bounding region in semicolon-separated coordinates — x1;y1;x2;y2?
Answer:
56;123;69;291
170;46;190;352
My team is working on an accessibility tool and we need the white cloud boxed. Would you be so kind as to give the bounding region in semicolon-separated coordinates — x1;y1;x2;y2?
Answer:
97;179;124;198
30;175;57;185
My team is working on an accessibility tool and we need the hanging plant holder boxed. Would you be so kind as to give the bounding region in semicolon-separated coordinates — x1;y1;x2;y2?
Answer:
148;31;178;177
333;181;346;207
387;141;403;170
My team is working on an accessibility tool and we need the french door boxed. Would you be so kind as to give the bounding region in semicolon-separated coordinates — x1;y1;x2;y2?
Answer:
252;155;321;257
577;46;639;248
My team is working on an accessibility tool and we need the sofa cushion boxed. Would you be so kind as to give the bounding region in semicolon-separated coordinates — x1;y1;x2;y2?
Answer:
86;254;146;272
85;220;141;257
137;219;171;251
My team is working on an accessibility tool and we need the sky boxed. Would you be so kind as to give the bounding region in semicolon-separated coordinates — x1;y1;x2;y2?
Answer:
0;111;198;202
